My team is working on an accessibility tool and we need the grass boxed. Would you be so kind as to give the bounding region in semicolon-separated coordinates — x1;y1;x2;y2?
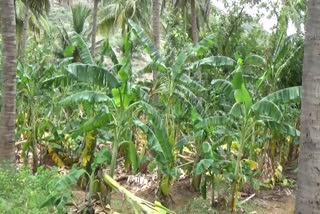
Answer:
0;166;59;214
178;197;220;214
112;199;135;214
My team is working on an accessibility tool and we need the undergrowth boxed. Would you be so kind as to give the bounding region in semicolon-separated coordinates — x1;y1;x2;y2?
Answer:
0;166;59;214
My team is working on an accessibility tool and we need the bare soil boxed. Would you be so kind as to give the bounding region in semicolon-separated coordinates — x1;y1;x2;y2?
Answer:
112;173;296;214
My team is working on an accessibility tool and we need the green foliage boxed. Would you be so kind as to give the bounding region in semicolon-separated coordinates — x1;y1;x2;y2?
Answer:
178;197;219;214
188;56;236;70
12;0;306;212
41;166;86;213
71;3;91;34
66;64;120;88
0;167;59;214
69;33;94;64
60;91;112;105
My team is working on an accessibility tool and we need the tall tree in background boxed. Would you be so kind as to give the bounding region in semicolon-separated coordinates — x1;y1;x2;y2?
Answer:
152;0;160;83
295;1;320;213
99;0;151;36
190;0;201;191
19;0;30;60
91;0;98;61
0;0;17;164
17;0;50;61
190;0;198;46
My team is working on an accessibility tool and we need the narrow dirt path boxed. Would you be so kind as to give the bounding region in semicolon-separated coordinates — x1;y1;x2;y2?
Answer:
258;195;295;214
251;188;295;214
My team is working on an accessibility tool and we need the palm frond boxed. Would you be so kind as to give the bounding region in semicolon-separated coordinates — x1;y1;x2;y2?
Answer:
71;3;91;34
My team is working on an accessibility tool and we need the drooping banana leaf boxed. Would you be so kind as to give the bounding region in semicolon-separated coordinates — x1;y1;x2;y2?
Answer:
195;116;229;129
69;32;93;64
188;56;236;70
177;74;206;93
273;34;297;65
172;47;192;78
195;34;216;56
60;91;112;105
193;159;214;175
99;40;119;66
260;86;301;104
264;121;300;137
69;113;113;137
250;100;282;122
128;19;160;62
66;63;120;88
174;84;204;113
133;119;170;174
211;79;233;98
244;54;266;67
229;103;242;118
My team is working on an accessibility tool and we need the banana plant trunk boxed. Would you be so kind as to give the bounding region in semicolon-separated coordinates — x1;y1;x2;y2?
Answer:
231;118;247;213
191;152;202;191
90;0;98;61
19;0;30;61
295;1;320;213
211;174;215;208
0;0;17;164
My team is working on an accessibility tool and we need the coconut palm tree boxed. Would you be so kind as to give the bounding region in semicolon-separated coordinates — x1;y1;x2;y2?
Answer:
98;0;151;37
17;0;50;60
295;1;320;213
190;0;198;46
152;0;160;83
0;0;17;164
71;3;91;34
91;0;99;61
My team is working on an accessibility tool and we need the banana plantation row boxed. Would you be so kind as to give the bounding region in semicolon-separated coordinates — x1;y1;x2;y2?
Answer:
0;0;314;213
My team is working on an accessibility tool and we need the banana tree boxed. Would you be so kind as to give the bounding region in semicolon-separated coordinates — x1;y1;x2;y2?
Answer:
129;19;234;143
129;19;237;196
134;102;178;203
193;141;231;208
211;62;301;212
254;33;303;92
16;59;73;172
187;106;232;191
60;33;151;205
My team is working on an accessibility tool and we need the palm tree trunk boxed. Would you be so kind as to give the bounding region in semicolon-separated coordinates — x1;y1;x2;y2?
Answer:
18;0;30;61
295;1;320;213
91;0;98;61
0;0;17;164
152;0;160;83
190;0;201;80
190;0;198;47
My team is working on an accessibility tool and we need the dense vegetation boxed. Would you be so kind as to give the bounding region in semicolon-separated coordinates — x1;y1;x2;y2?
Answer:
0;0;310;213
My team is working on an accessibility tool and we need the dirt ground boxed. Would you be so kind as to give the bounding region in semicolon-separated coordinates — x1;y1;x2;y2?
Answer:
112;174;296;214
252;189;295;214
70;160;297;214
